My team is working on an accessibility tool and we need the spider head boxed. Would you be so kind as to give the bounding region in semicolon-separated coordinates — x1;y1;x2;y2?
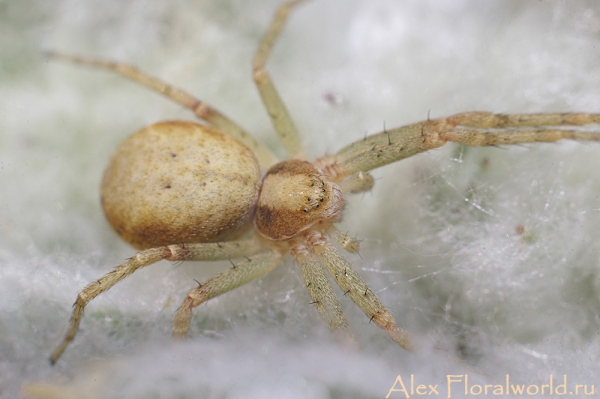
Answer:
255;159;344;241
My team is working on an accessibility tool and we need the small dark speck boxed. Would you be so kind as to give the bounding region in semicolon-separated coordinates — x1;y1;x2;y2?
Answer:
164;185;172;189
320;198;324;202
307;197;311;201
170;153;177;158
205;159;210;164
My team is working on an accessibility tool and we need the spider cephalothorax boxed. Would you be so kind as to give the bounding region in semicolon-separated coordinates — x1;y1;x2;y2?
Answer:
49;0;600;364
256;159;344;241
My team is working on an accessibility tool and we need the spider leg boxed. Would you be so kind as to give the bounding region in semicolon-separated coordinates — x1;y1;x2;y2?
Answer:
440;127;600;146
323;111;600;178
447;111;600;128
329;229;360;254
46;51;277;169
50;237;263;364
172;248;284;338
292;246;357;348
307;233;412;351
252;0;307;159
339;171;375;194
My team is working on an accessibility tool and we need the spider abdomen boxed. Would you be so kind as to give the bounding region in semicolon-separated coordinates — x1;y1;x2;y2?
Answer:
255;159;344;241
101;121;261;249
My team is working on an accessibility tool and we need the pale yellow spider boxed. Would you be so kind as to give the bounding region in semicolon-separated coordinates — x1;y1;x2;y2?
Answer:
49;0;600;364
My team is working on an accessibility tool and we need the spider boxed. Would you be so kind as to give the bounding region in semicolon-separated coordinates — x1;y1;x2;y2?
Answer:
49;0;600;364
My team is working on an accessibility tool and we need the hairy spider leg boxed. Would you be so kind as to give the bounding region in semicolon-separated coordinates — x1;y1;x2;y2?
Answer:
46;51;278;169
50;237;263;364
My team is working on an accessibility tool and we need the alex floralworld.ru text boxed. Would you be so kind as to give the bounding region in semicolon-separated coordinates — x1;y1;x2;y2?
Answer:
386;374;595;398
